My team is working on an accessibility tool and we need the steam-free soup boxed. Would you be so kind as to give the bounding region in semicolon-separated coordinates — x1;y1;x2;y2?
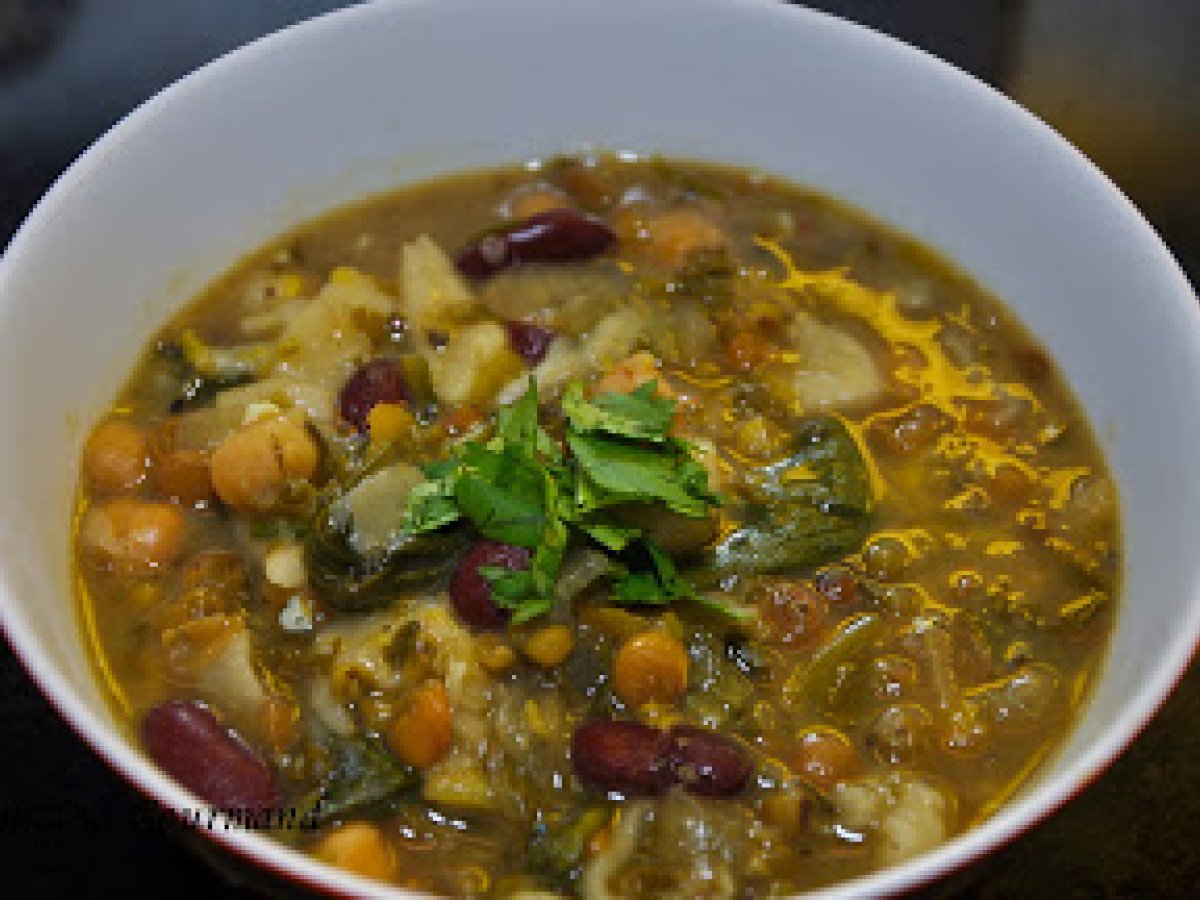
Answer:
74;156;1119;896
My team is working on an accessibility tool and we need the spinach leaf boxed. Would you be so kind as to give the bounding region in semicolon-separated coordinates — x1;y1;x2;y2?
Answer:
711;415;872;574
527;805;611;890
306;497;469;611
309;737;418;824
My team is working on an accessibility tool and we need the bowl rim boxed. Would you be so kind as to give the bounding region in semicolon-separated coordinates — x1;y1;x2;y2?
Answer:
2;0;1199;897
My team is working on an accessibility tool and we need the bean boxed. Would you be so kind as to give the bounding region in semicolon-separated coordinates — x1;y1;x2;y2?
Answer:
571;720;673;795
81;499;187;568
210;417;318;512
815;566;866;612
866;704;932;766
141;700;281;811
338;359;411;433
668;726;753;796
83;418;148;493
793;727;861;793
612;631;689;708
311;821;397;882
387;680;453;769
755;580;829;650
456;209;616;281
448;540;530;632
505;320;556;364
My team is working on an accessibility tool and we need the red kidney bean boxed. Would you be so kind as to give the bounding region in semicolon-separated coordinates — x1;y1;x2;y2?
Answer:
142;700;282;811
448;540;531;632
572;720;674;795
816;566;866;611
505;320;556;365
456;209;616;281
338;358;411;432
668;726;753;796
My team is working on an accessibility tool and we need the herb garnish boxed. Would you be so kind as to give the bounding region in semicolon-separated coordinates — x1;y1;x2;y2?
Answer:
403;378;727;621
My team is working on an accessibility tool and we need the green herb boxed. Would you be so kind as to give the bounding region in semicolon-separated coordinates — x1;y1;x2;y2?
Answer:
782;612;884;707
306;736;419;824
305;497;469;611
562;380;675;442
399;378;722;620
711;415;872;574
527;805;611;889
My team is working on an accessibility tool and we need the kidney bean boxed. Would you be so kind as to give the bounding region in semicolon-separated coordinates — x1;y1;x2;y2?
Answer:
668;726;753;796
338;358;410;432
456;209;616;281
141;700;281;811
571;720;674;795
505;320;556;365
815;566;866;612
448;540;531;632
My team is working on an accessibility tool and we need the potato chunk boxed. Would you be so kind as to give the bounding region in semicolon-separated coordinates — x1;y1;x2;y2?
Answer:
768;310;883;411
400;234;478;331
424;319;523;408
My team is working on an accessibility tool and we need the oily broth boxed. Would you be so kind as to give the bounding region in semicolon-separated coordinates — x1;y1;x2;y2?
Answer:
74;156;1118;895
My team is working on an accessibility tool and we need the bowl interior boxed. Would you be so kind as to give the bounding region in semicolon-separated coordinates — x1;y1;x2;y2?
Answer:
2;0;1198;896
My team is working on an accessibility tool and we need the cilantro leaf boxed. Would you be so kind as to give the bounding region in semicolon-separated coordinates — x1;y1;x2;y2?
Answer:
562;380;675;442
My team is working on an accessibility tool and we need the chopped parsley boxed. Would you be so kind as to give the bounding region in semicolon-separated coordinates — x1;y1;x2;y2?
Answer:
402;378;727;622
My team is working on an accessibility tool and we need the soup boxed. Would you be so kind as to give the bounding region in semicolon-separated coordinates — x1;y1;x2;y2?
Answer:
73;156;1119;896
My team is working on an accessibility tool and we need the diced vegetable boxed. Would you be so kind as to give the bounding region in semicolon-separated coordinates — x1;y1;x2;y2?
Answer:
711;415;872;574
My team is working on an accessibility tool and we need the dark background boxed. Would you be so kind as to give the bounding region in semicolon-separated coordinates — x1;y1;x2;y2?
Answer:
2;1;1199;896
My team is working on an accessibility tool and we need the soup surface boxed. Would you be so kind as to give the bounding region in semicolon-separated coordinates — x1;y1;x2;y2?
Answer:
73;156;1119;897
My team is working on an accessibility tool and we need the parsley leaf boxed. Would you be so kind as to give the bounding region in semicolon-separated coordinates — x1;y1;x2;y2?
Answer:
453;443;546;548
562;380;675;442
567;431;718;518
397;377;731;623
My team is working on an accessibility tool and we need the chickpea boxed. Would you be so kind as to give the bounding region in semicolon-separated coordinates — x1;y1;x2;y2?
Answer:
153;448;214;507
81;499;186;569
386;680;453;769
475;634;517;673
311;822;397;882
82;418;147;493
593;351;674;399
612;630;689;708
793;727;861;794
520;625;575;668
210;415;318;512
641;208;728;269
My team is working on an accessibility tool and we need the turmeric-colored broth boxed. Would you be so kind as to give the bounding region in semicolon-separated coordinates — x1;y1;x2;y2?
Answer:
74;156;1118;896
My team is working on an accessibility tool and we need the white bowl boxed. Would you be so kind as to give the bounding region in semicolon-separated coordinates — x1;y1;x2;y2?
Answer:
2;0;1197;896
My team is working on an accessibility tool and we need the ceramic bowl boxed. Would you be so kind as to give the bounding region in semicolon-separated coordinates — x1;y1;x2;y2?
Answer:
2;0;1198;896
